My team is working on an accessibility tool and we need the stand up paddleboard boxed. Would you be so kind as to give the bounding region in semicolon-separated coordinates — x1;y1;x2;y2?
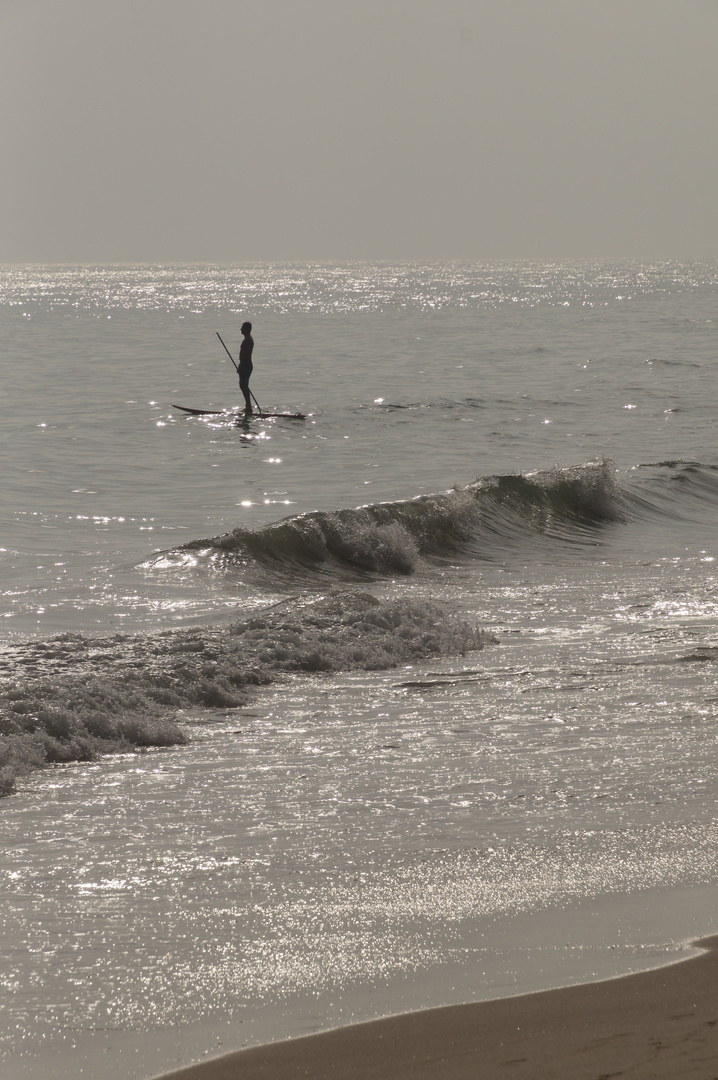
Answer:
173;334;306;421
172;404;306;420
172;405;225;416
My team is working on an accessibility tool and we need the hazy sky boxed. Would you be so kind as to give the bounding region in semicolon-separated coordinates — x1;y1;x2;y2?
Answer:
1;0;717;262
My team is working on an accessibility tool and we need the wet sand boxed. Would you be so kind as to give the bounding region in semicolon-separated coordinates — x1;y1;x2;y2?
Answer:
150;935;718;1080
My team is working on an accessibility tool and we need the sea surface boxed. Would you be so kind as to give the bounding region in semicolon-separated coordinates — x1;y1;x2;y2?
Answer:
1;261;717;1077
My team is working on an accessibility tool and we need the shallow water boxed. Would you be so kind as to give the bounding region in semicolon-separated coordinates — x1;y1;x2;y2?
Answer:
1;261;717;1075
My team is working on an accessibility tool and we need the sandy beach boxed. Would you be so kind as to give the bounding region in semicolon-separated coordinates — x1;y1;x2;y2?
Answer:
151;935;718;1080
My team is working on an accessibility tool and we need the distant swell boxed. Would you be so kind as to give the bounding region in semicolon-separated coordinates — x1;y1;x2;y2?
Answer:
166;460;624;582
0;592;493;796
626;460;718;522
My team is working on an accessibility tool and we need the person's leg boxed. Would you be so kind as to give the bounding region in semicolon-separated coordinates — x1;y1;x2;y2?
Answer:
239;375;252;414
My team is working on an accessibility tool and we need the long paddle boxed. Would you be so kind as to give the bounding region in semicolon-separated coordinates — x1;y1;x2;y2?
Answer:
216;332;263;414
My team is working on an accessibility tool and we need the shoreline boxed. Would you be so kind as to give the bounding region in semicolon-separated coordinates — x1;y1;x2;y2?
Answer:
3;882;717;1080
152;933;718;1080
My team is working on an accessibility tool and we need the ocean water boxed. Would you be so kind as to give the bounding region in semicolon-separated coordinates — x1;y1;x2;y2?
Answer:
1;261;718;1076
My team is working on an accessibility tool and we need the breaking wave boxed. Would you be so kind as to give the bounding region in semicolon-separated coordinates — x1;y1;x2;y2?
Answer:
8;458;711;797
164;460;624;582
0;592;493;796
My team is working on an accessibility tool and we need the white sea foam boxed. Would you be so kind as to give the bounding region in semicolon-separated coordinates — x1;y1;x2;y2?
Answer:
0;592;493;794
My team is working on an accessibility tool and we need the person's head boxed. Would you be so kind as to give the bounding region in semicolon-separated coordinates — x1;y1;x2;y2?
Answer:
241;321;252;335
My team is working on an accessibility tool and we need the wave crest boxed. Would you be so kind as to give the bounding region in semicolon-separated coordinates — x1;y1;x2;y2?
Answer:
170;460;623;582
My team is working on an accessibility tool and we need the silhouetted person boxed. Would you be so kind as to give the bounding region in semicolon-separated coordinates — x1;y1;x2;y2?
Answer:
238;321;254;415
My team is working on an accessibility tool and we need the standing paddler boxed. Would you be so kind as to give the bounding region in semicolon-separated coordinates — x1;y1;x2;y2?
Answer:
238;321;254;415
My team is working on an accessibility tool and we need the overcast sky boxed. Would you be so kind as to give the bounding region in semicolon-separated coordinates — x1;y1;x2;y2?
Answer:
1;0;717;263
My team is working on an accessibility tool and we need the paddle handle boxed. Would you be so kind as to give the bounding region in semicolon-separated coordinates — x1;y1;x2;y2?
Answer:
216;332;238;372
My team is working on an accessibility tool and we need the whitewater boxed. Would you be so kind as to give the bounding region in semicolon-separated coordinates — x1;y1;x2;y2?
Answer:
1;261;717;1079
